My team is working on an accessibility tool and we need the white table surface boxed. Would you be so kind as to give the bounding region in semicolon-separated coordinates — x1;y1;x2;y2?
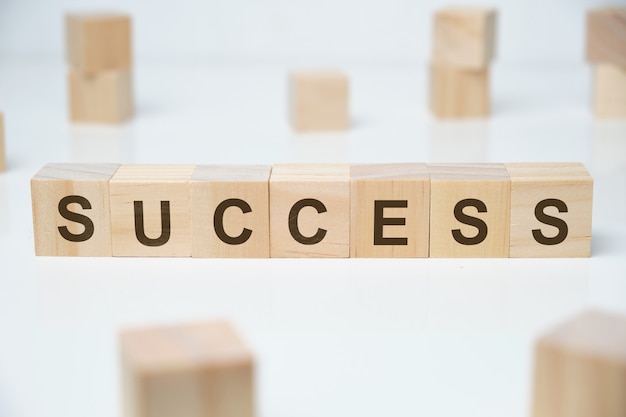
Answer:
1;59;625;417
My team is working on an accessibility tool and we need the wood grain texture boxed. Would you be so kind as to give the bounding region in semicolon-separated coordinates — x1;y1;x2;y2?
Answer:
109;165;194;257
429;62;490;118
428;163;510;258
121;321;254;417
69;68;134;123
31;163;120;256
532;310;626;417
0;112;5;172
593;63;626;118
190;165;271;258
507;163;593;258
289;69;349;132
586;7;626;66
65;13;132;73
350;163;430;258
432;7;497;68
270;164;350;257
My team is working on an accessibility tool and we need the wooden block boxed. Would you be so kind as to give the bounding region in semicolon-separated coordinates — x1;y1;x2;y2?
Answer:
432;7;497;68
190;165;271;258
270;164;349;257
69;68;134;123
429;62;490;118
532;310;626;417
594;63;626;118
289;69;349;132
66;13;132;73
350;163;430;258
507;163;593;258
109;165;195;257
586;8;626;66
429;164;510;258
0;112;5;172
121;321;254;417
30;163;119;256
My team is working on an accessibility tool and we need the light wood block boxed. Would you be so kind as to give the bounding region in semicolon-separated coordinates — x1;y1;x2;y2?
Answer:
532;310;626;417
190;165;271;258
594;63;626;118
586;8;626;66
350;163;430;258
121;321;254;417
69;68;134;123
429;62;490;118
289;69;349;132
31;163;119;256
270;164;350;257
429;164;510;258
507;163;593;258
0;112;5;172
109;165;195;257
432;7;497;68
66;13;132;74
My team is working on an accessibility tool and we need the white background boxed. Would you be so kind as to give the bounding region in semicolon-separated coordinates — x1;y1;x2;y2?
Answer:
1;1;626;417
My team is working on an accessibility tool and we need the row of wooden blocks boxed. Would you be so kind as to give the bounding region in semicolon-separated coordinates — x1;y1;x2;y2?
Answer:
31;162;593;258
429;7;496;118
587;7;626;118
120;310;626;417
66;13;134;123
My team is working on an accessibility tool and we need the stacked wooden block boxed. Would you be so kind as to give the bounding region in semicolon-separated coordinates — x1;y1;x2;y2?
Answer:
429;7;497;118
121;320;254;417
532;310;626;417
0;112;5;172
288;69;349;132
586;7;626;118
31;162;593;258
66;13;134;123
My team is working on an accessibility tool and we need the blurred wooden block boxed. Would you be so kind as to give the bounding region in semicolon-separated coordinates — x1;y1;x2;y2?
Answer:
350;163;430;258
109;165;195;257
532;310;626;417
270;164;350;257
586;7;626;66
429;63;490;118
121;320;254;417
31;163;119;256
429;164;510;258
289;70;349;132
66;13;132;73
68;68;134;123
0;112;5;172
432;7;497;68
593;64;626;118
190;165;271;258
507;163;593;258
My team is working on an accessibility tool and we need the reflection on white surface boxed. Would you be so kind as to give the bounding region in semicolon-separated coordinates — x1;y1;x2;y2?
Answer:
591;121;626;173
428;119;489;162
69;125;135;164
289;132;350;163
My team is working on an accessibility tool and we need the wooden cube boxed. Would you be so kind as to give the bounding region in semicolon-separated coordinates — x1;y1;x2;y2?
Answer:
289;70;349;132
31;163;119;256
66;13;132;73
429;164;510;258
586;8;626;66
507;163;593;258
432;7;497;68
68;68;134;123
109;165;195;257
429;62;490;118
532;310;626;417
270;164;350;257
190;165;271;258
0;112;5;172
593;63;626;118
121;321;254;417
350;163;430;258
